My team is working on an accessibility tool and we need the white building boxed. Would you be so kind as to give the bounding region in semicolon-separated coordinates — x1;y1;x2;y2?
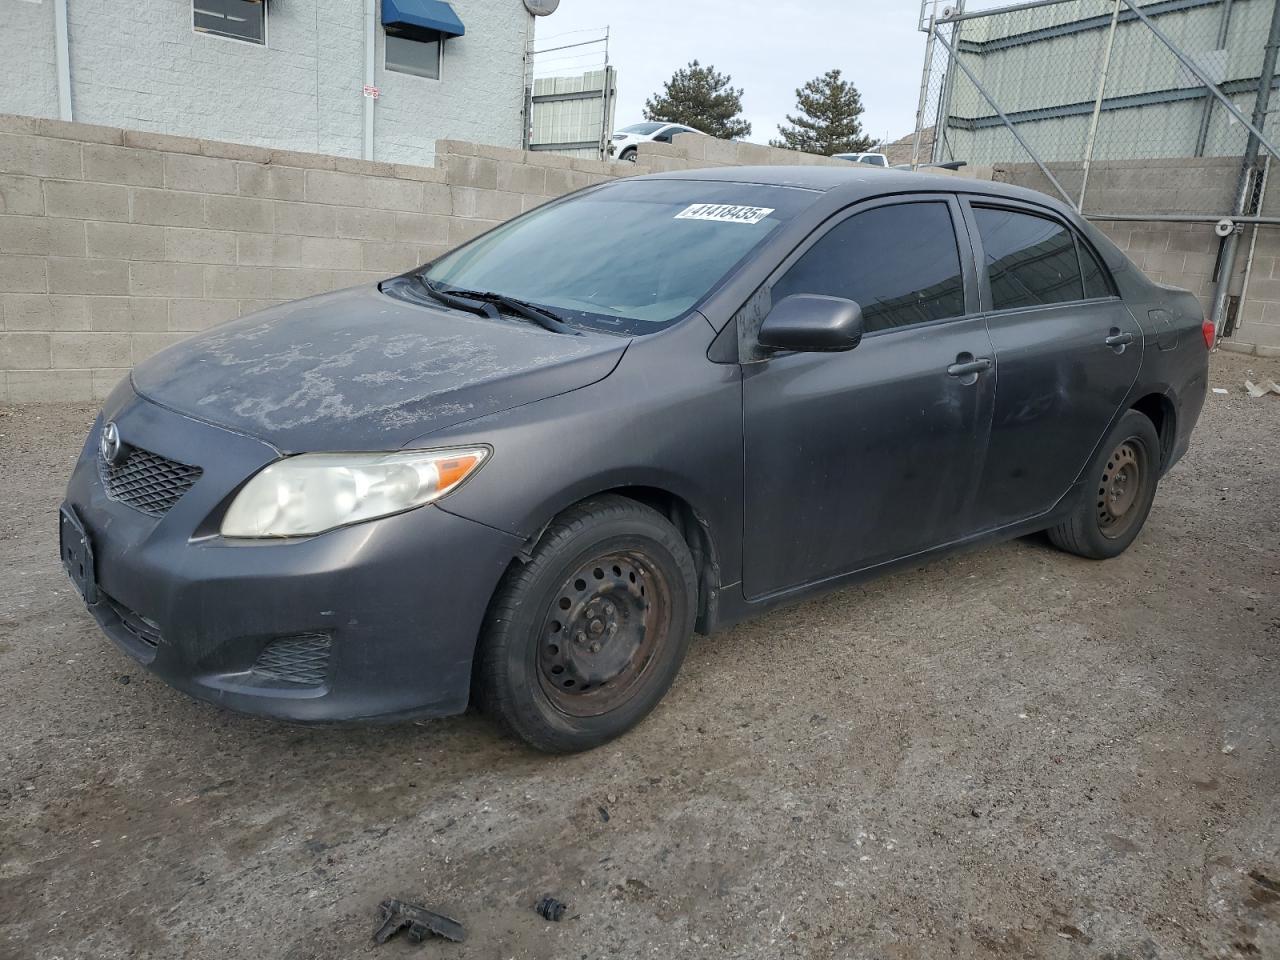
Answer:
0;0;540;166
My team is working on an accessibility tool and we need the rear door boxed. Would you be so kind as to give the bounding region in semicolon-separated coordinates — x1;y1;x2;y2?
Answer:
741;195;995;599
962;200;1142;531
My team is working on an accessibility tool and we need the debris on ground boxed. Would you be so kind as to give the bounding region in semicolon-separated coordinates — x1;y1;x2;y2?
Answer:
597;805;610;822
1212;387;1229;395
534;896;568;922
1244;379;1280;398
373;899;466;945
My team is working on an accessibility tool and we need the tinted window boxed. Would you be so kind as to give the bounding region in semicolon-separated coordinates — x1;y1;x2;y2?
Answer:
619;122;665;135
1079;238;1113;299
194;0;264;43
771;202;966;333
386;31;441;79
974;207;1084;310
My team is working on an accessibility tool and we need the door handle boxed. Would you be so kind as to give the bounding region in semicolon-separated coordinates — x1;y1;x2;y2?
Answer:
1105;330;1135;348
947;357;993;377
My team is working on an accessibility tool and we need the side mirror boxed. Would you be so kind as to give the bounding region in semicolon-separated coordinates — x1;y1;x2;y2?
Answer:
758;294;864;353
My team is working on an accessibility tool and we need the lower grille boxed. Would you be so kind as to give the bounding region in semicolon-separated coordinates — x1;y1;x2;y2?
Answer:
100;446;202;518
251;635;332;686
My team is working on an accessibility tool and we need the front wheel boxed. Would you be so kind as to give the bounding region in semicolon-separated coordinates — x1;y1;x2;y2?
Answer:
619;148;637;163
1047;409;1161;560
474;495;697;753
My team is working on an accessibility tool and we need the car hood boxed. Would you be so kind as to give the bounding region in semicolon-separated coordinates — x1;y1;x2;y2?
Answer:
131;285;629;453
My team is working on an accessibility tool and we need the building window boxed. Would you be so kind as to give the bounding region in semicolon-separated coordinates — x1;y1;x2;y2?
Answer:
194;0;266;45
386;30;443;80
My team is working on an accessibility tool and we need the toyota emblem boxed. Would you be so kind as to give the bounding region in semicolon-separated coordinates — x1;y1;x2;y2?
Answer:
99;421;124;465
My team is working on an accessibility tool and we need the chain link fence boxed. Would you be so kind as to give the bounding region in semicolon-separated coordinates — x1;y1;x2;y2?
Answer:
523;27;618;160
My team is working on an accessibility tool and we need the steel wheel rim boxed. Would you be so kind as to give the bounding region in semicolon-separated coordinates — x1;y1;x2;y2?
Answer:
1097;438;1147;539
537;550;671;718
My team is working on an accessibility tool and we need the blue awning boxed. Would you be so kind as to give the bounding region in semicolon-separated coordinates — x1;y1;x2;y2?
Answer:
382;0;465;38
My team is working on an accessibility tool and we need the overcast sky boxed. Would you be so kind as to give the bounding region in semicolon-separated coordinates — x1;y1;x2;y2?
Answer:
532;1;982;147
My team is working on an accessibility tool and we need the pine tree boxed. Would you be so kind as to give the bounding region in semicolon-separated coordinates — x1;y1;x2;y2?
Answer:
771;69;874;156
644;61;752;140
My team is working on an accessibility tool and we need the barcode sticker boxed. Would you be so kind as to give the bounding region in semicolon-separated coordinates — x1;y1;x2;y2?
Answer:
674;203;774;225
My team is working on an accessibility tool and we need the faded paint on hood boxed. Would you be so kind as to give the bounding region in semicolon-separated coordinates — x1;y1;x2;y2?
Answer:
131;285;629;452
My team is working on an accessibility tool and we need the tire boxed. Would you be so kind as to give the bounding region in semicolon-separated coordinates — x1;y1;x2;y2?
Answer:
1047;409;1162;560
474;495;698;753
620;148;637;163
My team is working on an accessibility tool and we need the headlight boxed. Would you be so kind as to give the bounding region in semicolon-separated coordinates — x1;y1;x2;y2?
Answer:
220;447;488;538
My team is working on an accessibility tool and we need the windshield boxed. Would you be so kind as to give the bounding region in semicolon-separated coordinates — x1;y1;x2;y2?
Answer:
423;179;816;334
618;122;666;135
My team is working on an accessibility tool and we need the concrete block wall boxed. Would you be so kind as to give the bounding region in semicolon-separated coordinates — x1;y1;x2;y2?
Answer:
0;117;847;401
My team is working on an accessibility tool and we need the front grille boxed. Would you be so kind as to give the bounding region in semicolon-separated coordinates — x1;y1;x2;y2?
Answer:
251;634;332;687
99;446;202;517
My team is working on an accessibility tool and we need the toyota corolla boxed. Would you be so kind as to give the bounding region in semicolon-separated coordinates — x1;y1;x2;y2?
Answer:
60;167;1209;752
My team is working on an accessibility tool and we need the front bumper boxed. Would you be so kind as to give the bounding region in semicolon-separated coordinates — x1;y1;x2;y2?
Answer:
63;386;523;723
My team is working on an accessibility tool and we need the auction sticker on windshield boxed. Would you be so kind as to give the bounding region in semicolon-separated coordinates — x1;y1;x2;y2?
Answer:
675;203;775;225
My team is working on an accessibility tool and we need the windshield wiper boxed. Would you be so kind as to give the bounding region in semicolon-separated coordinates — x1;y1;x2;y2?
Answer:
416;277;500;319
477;292;580;336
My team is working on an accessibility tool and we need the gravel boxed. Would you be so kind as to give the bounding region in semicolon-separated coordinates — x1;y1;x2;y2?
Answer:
1;351;1277;959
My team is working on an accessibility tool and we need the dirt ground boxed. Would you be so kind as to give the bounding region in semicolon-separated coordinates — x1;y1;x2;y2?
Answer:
1;352;1277;960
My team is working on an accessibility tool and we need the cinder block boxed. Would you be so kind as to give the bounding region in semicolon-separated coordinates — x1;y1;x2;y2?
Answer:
570;157;612;176
525;152;574;170
335;207;397;242
1127;231;1170;253
0;116;40;135
436;139;478;158
392;163;447;184
447;218;499;245
237;299;284;317
0;332;51;368
44;181;130;222
7;369;92;401
87;221;164;261
123;130;202;156
88;296;168;332
237;233;302;267
200;140;272;164
48;258;128;296
416;244;450;264
270;268;338;300
702;138;740;165
445;154;499;191
274;201;336;237
92;368;129;400
367;178;423;212
0;175;44;216
204;265;273;299
0;216;86;257
394;212;449;245
0;134;82;179
421;180;451;214
0;254;47;292
168;298;240;332
50;332;130;369
164;227;237;264
164;153;239;195
473;143;527;165
331;269;384;289
521;194;552;213
130;187;206;227
669;134;705;160
237;163;305;201
360;242;421;273
2;294;89;331
129;262;205;298
544;167;592;196
205;195;273;233
304;169;369;206
1145;251;1186;274
82;144;163;187
298;236;363;269
1218;338;1255;355
1182;252;1216;276
131;332;189;363
266;148;337;171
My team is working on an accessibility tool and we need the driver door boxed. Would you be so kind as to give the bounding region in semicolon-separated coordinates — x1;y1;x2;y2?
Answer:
741;196;995;599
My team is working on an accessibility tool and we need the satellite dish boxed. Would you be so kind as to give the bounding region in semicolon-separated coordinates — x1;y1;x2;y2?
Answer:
524;0;560;14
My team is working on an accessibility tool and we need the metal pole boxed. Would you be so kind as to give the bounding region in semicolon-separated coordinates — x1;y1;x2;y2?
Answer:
362;0;375;161
912;5;940;171
1210;0;1280;333
931;28;1075;204
1237;154;1271;339
1078;0;1121;213
1194;0;1234;157
53;0;72;121
934;2;965;164
1090;212;1280;225
1121;0;1280;162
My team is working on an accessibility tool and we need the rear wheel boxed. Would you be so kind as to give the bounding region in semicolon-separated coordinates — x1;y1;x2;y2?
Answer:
475;496;697;753
1047;409;1161;560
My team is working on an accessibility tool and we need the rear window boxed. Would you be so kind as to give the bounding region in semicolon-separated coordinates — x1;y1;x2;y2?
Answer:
974;207;1083;311
424;179;817;334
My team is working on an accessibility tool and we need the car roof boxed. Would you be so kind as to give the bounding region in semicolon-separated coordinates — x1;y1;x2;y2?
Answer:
635;164;1067;211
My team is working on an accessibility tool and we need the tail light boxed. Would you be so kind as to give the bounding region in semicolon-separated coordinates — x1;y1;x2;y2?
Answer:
1201;319;1216;350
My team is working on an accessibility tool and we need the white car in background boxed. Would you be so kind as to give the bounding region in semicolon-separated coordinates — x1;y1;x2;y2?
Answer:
610;122;705;162
833;152;889;167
